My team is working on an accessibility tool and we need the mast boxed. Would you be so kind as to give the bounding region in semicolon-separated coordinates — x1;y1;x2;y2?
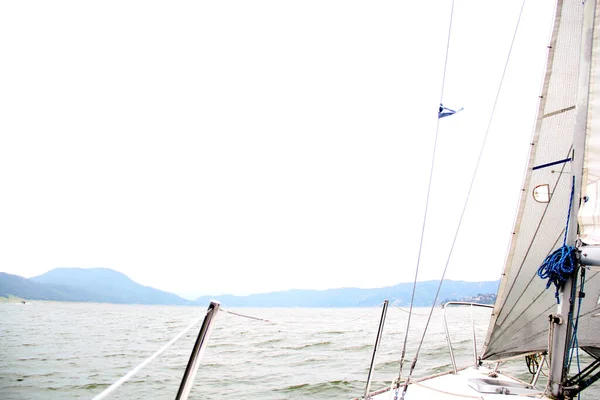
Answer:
547;0;596;397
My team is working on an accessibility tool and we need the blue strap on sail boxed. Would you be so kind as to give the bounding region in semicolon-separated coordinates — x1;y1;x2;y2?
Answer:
438;103;463;119
537;176;578;303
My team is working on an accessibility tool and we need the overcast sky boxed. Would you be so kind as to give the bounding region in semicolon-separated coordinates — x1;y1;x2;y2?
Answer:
0;1;556;298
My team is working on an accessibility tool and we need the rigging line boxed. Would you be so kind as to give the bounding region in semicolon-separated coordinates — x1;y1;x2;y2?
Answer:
395;0;456;390
400;1;529;398
572;302;600;320
224;303;386;330
91;314;206;400
493;147;572;327
394;305;428;316
344;301;386;323
221;309;275;324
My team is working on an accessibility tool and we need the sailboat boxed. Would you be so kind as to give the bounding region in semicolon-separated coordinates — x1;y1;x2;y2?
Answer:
88;1;600;399
171;2;600;399
360;0;600;399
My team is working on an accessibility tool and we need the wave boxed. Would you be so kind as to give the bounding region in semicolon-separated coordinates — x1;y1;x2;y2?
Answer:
254;338;285;345
102;353;130;358
19;372;58;379
276;379;362;394
375;360;401;369
3;303;532;399
77;383;111;391
343;344;372;351
283;341;333;350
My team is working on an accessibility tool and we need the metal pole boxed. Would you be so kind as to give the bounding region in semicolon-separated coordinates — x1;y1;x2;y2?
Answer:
531;355;546;387
442;303;458;374
364;300;389;399
441;302;493;374
176;301;220;400
471;304;478;369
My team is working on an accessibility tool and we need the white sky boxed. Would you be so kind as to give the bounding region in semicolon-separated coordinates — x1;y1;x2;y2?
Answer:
0;1;556;298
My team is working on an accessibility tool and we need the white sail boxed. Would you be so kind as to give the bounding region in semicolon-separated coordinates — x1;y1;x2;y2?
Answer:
581;1;600;246
482;0;600;361
576;0;600;356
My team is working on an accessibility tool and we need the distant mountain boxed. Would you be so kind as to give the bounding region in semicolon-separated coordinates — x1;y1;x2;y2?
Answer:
30;268;189;305
0;268;500;307
193;280;500;307
1;268;190;305
0;272;89;301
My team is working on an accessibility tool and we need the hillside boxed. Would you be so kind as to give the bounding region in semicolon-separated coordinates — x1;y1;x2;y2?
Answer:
1;272;62;300
1;268;500;307
30;268;190;305
0;268;190;305
193;280;500;307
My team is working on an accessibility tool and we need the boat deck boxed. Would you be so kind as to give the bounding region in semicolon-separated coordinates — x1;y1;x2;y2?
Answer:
368;366;547;399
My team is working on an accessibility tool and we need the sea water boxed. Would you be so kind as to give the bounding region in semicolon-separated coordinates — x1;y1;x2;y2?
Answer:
1;302;598;399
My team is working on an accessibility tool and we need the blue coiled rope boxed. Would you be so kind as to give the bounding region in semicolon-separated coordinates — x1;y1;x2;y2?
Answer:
537;244;577;303
537;176;578;303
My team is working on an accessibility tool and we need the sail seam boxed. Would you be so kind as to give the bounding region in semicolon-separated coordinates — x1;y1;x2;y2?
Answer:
543;105;576;118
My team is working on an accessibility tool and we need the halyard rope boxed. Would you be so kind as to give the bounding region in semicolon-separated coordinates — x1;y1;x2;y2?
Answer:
91;313;207;400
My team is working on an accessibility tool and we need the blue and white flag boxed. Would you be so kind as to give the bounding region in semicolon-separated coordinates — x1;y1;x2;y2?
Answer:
438;104;463;119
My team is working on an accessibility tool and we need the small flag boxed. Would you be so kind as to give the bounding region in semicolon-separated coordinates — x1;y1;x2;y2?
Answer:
438;103;463;119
